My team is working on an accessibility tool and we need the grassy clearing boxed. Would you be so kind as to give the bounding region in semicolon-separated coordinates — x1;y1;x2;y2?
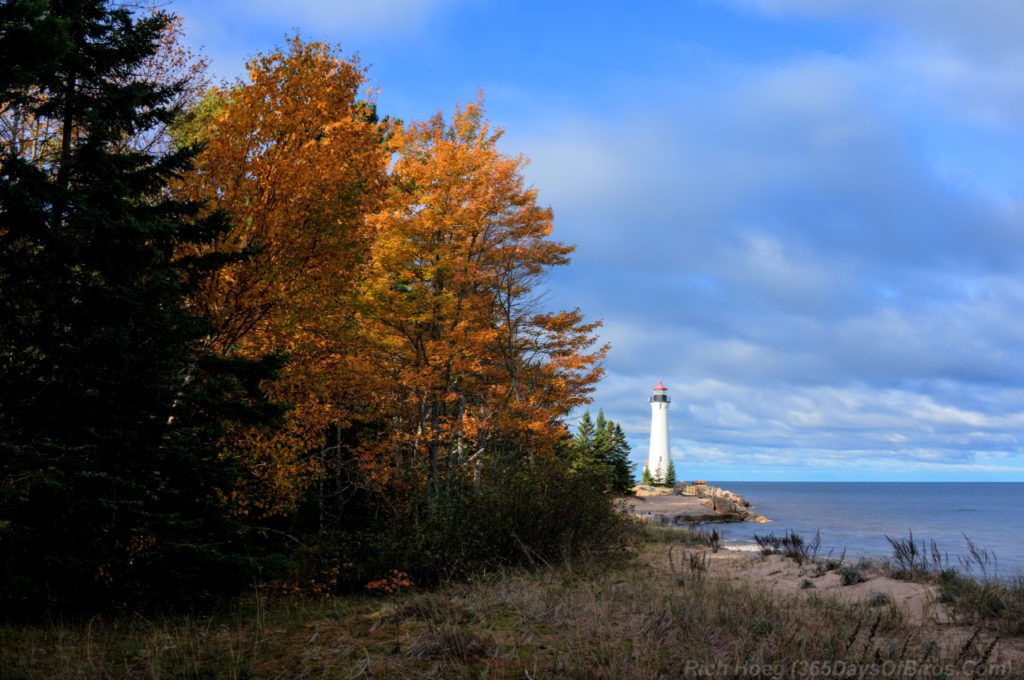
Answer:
2;534;1018;679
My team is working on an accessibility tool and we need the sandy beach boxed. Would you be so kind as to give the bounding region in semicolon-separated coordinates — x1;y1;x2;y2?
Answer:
642;537;1024;668
669;549;944;622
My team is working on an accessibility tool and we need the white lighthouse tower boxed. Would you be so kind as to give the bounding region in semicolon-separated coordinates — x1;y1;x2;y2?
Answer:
645;381;671;484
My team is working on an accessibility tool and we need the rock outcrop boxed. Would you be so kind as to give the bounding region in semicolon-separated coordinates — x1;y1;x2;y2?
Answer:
620;484;770;525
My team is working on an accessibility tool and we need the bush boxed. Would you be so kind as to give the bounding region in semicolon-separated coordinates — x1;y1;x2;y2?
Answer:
419;459;633;577
697;527;721;553
294;455;635;591
753;530;820;564
813;548;846;576
867;592;893;607
838;565;865;586
939;572;1024;635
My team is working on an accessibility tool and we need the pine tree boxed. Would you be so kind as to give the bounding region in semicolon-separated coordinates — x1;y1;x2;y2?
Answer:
0;0;280;613
641;465;654;485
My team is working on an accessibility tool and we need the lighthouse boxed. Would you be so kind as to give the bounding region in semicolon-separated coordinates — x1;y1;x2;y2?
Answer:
646;381;671;484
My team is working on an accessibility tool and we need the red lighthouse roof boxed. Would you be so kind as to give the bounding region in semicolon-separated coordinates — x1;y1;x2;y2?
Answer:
653;380;667;391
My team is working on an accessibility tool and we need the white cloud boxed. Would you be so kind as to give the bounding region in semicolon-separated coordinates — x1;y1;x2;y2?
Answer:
541;66;1024;472
540;4;1024;478
730;0;1024;128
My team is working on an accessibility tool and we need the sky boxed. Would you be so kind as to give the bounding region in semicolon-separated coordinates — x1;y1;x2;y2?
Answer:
171;0;1024;481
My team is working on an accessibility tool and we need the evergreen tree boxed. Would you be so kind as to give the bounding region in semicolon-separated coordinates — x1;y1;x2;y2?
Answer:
591;409;613;473
0;0;280;613
593;410;610;445
641;465;654;485
664;457;677;486
575;410;595;445
570;410;596;471
608;423;636;492
569;410;634;493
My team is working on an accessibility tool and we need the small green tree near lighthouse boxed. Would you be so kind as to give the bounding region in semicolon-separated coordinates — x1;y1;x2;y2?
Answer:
570;409;635;493
665;457;677;486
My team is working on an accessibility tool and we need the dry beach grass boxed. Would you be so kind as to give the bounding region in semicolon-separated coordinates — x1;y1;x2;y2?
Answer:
2;526;1021;679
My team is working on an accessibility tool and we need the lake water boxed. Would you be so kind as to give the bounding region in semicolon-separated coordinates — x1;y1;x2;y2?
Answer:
702;482;1024;576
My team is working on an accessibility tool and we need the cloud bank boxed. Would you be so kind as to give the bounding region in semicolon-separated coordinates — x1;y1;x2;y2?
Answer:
509;4;1024;479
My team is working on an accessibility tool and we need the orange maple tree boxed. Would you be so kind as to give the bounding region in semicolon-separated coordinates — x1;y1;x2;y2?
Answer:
354;99;606;503
173;38;388;516
176;38;605;518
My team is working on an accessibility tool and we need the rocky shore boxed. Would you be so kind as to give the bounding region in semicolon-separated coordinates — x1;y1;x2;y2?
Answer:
619;483;770;525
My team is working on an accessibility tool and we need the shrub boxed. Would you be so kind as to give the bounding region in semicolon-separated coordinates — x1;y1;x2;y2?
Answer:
839;565;865;586
294;455;635;591
939;572;1024;635
696;527;721;553
753;530;820;564
867;592;893;607
883;534;1023;635
814;548;846;576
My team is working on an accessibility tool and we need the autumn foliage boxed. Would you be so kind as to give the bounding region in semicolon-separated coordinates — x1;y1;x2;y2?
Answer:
173;39;389;516
0;2;617;614
355;102;606;504
177;39;606;521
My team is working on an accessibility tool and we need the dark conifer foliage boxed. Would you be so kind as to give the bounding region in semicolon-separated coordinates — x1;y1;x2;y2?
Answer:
0;0;280;614
570;409;635;493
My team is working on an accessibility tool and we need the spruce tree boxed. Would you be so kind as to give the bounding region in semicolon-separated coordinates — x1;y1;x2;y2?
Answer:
570;410;596;471
0;0;280;613
664;457;677;487
570;410;635;493
592;409;613;470
608;423;636;492
575;410;596;444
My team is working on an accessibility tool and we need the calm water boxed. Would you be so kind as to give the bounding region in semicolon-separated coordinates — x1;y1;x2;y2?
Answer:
704;482;1024;575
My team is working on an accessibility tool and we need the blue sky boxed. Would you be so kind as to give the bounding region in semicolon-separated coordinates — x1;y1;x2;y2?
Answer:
173;0;1024;481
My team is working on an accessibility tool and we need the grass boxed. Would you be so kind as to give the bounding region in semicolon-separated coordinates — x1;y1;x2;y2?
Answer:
753;529;822;564
758;527;1023;636
747;527;1023;637
882;531;1024;636
2;532;1019;678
